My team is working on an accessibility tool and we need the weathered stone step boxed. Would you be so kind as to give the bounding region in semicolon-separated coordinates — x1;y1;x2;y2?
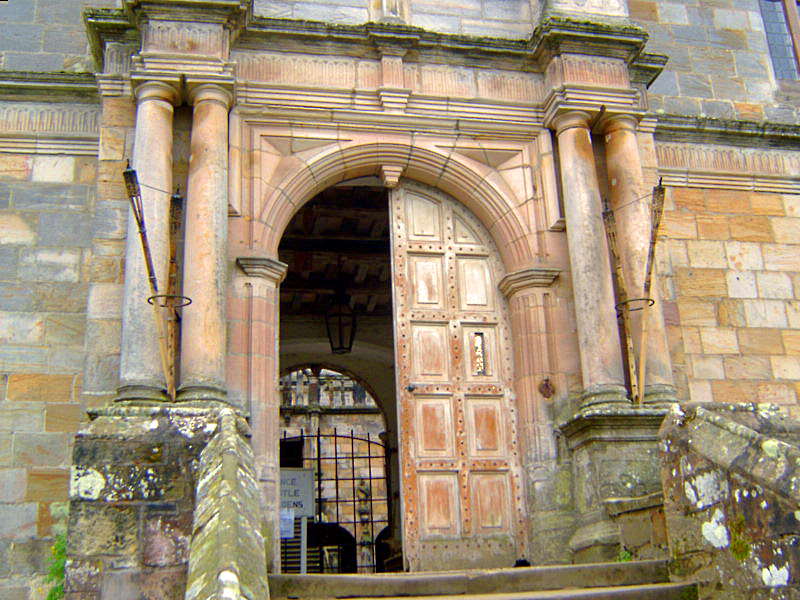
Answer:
348;584;696;600
268;560;676;599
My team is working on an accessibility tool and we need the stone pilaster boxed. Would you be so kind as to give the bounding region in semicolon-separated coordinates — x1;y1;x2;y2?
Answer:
551;111;627;409
234;253;287;571
177;83;233;404
499;266;576;564
117;79;178;402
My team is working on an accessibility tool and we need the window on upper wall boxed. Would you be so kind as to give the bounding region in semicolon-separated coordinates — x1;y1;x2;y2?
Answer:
759;0;800;80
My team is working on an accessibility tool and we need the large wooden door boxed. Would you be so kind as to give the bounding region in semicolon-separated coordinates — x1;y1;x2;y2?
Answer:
390;181;526;570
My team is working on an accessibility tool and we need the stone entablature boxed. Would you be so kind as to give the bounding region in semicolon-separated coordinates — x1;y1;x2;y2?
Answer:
85;8;659;113
657;142;800;194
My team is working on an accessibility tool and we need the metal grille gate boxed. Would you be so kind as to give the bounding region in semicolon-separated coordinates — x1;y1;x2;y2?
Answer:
280;429;388;573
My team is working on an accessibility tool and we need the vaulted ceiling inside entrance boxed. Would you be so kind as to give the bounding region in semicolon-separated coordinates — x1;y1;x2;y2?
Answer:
278;182;392;317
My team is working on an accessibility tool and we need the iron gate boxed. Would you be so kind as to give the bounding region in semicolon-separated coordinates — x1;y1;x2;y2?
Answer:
280;429;389;573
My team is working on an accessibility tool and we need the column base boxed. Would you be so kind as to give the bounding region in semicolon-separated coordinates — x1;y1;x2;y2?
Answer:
643;383;678;407
580;384;629;410
177;384;228;404
115;384;168;403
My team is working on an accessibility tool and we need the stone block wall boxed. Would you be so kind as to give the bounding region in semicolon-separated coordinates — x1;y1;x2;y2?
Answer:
0;148;99;597
0;0;116;73
658;187;800;412
630;0;799;122
253;0;534;38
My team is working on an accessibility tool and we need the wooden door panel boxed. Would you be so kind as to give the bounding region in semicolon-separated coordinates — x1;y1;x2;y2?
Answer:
391;180;524;570
465;397;505;457
410;323;450;381
457;257;494;311
470;472;510;533
453;213;480;245
416;397;455;457
419;472;460;537
409;255;445;309
406;192;443;242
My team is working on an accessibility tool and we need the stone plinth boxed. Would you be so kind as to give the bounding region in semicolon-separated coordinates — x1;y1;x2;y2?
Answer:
560;406;668;563
65;405;219;599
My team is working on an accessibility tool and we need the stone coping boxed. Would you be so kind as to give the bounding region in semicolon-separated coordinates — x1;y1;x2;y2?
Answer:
661;402;800;507
604;492;664;518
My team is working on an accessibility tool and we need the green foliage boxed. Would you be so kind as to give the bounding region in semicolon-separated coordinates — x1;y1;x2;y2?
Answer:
615;549;633;562
46;533;67;600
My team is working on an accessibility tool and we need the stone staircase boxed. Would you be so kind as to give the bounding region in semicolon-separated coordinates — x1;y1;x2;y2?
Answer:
269;560;697;599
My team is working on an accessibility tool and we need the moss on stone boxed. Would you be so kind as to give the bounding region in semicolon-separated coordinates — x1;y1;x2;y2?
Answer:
728;514;751;561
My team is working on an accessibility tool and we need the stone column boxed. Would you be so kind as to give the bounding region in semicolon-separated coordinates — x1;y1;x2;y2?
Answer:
178;84;233;403
118;80;177;402
602;115;676;404
552;111;627;408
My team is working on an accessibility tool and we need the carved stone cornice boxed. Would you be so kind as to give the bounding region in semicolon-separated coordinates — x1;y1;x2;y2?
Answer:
85;8;139;73
629;52;669;87
236;254;288;283
122;0;251;33
656;140;800;193
654;114;800;149
528;16;651;69
498;266;561;296
0;72;98;102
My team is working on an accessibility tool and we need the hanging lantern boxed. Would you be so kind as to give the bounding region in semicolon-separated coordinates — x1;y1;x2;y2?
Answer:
325;287;357;354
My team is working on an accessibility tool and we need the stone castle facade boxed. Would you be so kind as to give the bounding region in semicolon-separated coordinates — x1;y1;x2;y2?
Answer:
0;0;799;597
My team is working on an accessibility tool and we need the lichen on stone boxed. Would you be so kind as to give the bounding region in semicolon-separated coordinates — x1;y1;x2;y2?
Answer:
701;508;729;549
761;563;790;587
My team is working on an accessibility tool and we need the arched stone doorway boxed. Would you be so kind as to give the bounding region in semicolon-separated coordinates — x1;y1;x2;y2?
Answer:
229;134;557;571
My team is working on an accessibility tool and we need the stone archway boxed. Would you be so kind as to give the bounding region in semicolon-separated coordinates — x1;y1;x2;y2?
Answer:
229;133;553;570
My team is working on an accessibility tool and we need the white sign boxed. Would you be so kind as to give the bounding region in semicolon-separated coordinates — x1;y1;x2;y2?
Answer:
280;508;295;539
280;468;314;518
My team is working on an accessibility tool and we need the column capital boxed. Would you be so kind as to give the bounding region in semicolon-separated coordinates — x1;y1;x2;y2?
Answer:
236;253;288;284
597;113;640;135
133;78;180;105
498;266;561;297
188;81;234;109
550;110;591;135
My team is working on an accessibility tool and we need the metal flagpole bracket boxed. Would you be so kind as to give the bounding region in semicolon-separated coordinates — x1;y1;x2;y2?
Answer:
123;160;186;401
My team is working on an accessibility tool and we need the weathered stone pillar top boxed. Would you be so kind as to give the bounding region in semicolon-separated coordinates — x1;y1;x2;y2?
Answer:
188;82;233;109
550;110;591;134
598;113;639;135
133;79;179;105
